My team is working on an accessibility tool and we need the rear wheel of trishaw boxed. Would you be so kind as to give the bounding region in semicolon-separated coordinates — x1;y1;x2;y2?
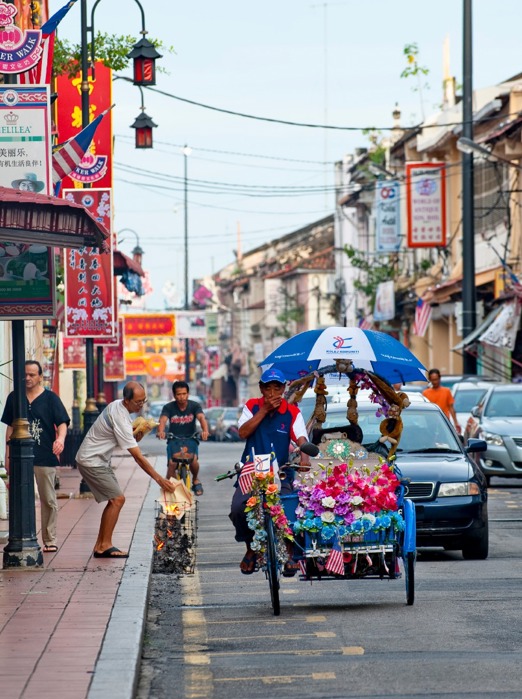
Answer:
264;514;281;616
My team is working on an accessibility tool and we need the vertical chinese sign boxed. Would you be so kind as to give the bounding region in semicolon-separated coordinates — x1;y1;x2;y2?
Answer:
406;162;446;248
0;85;55;319
63;189;115;338
103;319;125;381
375;180;401;252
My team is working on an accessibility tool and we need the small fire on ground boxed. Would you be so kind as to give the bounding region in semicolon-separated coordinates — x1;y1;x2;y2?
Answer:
153;504;197;575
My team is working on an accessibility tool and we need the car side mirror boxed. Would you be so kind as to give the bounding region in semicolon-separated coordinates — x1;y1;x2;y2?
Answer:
470;406;480;418
465;438;487;454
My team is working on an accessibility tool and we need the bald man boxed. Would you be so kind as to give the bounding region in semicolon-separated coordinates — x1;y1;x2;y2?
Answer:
76;382;175;558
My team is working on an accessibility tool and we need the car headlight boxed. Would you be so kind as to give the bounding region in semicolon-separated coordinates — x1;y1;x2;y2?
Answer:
438;482;481;497
478;430;504;446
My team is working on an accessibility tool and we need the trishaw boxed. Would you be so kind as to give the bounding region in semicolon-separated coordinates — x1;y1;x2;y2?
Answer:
219;326;427;615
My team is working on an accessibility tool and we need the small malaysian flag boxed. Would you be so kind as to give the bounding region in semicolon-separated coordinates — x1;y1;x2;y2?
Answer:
325;537;345;576
238;461;255;495
358;314;373;330
413;298;432;337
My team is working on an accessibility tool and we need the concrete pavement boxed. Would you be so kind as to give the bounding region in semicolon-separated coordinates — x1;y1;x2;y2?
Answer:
0;450;161;699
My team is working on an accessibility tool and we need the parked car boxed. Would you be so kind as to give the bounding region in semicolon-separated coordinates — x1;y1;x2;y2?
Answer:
439;374;499;389
206;406;244;442
464;383;522;483
451;381;494;430
311;398;488;559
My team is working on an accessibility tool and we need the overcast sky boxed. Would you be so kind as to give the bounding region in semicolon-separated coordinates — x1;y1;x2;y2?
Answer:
50;0;522;309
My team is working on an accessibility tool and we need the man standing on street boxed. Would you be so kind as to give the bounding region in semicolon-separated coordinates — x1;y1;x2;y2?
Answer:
157;381;209;496
76;381;175;559
1;360;70;553
423;368;461;433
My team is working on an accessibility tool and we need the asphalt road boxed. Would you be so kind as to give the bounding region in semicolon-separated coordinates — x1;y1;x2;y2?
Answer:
137;437;522;699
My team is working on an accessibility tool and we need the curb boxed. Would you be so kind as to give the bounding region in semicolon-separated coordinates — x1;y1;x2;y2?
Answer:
87;480;156;699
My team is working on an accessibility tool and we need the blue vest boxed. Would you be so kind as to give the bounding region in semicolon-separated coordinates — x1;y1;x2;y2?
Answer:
241;403;295;467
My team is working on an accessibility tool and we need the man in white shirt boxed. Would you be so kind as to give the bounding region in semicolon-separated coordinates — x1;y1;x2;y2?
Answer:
76;381;175;559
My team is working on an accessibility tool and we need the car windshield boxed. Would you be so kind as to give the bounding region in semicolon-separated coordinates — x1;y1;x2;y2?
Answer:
223;408;239;420
484;390;522;417
453;388;487;413
319;406;462;453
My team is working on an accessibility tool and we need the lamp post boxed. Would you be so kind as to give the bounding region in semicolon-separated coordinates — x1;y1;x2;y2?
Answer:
183;145;191;383
461;0;476;374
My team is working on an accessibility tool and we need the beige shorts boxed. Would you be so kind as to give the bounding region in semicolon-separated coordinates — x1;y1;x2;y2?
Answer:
76;462;123;503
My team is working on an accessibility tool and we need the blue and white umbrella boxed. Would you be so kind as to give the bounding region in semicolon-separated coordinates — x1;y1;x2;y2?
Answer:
260;327;428;384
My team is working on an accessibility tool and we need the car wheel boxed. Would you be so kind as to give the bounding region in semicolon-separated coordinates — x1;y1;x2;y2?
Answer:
462;524;489;560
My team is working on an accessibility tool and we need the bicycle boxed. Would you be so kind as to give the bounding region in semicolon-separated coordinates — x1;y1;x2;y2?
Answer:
166;433;200;489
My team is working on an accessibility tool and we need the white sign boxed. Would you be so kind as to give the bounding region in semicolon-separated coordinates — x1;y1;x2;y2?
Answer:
264;279;284;328
375;180;401;252
373;280;395;322
406;162;446;248
176;311;206;339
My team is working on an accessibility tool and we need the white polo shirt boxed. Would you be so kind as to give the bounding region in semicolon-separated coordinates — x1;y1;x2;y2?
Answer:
76;399;138;469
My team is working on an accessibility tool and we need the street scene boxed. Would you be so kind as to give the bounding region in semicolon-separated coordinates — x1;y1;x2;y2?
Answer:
2;1;522;698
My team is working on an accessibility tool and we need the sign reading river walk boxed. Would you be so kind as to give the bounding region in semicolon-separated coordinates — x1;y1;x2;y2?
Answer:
0;1;43;74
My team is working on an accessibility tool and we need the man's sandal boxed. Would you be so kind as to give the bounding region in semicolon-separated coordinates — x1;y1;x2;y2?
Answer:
192;482;204;496
240;552;258;575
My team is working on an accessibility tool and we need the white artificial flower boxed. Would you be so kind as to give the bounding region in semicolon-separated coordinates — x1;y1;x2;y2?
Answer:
361;513;376;525
321;496;336;508
351;495;364;506
321;511;335;523
352;509;363;520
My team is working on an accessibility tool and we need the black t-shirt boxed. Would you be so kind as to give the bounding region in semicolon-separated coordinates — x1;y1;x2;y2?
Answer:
1;390;70;467
161;399;203;438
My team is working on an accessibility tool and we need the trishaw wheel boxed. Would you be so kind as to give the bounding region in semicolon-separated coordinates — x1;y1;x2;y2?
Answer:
265;514;281;616
404;551;415;605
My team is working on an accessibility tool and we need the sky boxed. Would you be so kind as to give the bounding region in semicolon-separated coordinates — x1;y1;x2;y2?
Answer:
49;0;522;310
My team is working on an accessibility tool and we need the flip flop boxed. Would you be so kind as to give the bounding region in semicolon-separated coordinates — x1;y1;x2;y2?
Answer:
192;482;204;496
43;545;58;553
93;547;129;559
240;552;258;575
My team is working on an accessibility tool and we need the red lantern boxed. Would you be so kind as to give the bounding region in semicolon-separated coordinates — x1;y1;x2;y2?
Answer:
131;112;157;149
127;38;162;87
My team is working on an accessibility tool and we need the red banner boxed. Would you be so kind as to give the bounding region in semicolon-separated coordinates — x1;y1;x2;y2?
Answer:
63;337;86;369
104;319;125;381
124;314;176;337
55;61;113;188
64;188;115;338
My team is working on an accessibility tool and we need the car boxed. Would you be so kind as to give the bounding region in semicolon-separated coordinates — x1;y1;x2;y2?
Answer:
310;398;489;559
451;381;494;430
439;374;499;389
464;383;522;483
206;406;244;441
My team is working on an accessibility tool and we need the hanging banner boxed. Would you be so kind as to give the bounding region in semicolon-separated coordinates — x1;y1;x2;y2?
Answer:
55;61;112;188
0;2;43;75
406;162;446;248
63;336;86;369
104;319;125;381
63;188;115;338
176;311;206;339
373;280;395;322
124;313;176;337
479;301;520;350
375;180;401;252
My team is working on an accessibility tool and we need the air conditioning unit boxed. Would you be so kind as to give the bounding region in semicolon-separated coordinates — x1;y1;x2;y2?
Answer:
251;323;261;335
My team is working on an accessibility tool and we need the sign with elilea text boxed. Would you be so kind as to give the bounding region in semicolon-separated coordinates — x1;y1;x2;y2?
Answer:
124;314;176;337
55;62;112;188
406;162;446;248
63;188;115;338
375;180;401;252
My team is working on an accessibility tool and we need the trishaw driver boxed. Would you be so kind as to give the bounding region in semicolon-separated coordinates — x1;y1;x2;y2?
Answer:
229;368;310;575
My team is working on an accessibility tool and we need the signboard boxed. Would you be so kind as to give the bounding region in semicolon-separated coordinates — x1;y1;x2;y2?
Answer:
206;311;219;344
176;311;206;339
55;62;113;188
124;313;176;337
375;180;401;252
373;280;395;322
63;336;86;369
104;319;125;381
0;2;42;75
0;242;55;319
406;162;446;248
63;188;115;338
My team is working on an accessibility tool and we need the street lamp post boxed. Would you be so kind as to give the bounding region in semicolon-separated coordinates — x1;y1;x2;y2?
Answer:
183;146;191;383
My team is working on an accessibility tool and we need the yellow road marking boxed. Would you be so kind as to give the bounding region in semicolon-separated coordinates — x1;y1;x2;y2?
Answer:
215;673;336;683
343;646;365;655
181;573;214;696
205;618;287;625
507;505;520;508
210;649;339;657
306;614;327;622
209;631;336;642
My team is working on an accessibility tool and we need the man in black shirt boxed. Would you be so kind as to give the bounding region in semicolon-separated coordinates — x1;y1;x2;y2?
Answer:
2;360;70;553
157;381;209;495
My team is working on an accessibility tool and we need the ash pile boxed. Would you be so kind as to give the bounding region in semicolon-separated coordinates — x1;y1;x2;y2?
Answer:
153;503;197;575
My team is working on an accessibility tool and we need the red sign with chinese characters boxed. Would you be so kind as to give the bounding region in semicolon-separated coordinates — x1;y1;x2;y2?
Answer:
55;61;113;188
104;319;125;381
63;337;86;369
124;314;176;337
63;188;115;338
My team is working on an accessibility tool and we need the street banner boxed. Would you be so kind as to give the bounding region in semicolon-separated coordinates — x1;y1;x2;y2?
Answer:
63;336;86;369
124;313;176;337
264;279;284;328
206;311;219;344
176;311;206;339
0;1;43;75
406;162;446;248
373;280;395;322
375;180;401;252
55;61;112;188
104;319;125;381
63;188;115;338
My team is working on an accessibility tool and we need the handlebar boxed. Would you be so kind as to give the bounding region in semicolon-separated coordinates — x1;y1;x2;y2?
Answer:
167;432;200;443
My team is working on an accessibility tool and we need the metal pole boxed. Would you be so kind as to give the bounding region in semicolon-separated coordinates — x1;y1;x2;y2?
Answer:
184;147;190;382
3;321;42;567
461;0;477;374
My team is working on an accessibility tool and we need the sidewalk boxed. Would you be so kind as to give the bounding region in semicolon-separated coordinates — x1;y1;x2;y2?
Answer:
0;452;159;699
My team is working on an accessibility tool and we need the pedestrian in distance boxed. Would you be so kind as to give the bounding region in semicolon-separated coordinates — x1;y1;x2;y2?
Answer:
229;368;311;576
1;360;70;553
157;380;209;496
75;381;175;559
422;368;461;433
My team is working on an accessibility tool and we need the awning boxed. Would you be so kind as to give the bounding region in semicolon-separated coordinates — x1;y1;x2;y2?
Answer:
452;305;504;351
113;249;144;276
0;186;109;250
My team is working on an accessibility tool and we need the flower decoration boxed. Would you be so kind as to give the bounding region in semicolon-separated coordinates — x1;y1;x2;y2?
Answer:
325;439;352;461
293;460;405;542
354;372;391;418
244;472;294;564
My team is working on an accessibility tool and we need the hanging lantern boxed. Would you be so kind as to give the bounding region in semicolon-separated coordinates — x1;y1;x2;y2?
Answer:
131;112;157;149
127;37;162;86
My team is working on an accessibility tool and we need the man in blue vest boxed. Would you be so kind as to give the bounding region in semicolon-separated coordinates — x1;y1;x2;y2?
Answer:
229;368;310;575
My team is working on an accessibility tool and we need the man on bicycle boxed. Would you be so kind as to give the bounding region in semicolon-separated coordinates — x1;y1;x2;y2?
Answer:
157;381;209;495
229;368;310;575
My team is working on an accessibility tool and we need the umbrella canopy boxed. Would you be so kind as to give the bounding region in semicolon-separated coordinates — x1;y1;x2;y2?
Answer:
260;327;428;384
